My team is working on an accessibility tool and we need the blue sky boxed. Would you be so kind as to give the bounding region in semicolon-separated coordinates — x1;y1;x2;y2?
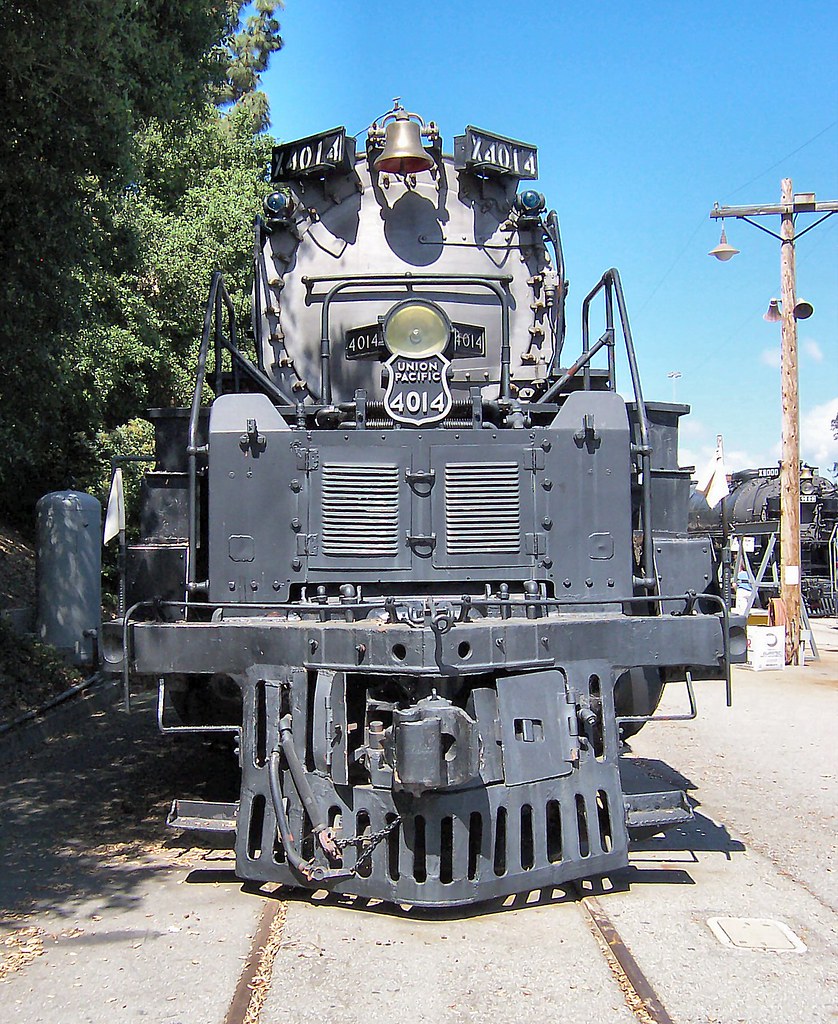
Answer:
261;1;837;474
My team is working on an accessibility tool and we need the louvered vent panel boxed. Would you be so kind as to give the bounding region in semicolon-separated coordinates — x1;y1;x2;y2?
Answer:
321;464;400;557
445;462;521;554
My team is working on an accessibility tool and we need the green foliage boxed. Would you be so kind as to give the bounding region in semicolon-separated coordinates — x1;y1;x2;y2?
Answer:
69;107;275;498
89;420;156;511
0;2;282;525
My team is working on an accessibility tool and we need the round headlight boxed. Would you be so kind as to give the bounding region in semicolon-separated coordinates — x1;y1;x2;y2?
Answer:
382;299;451;357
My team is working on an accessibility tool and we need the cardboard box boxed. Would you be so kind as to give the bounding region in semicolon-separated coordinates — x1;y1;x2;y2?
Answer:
746;625;786;671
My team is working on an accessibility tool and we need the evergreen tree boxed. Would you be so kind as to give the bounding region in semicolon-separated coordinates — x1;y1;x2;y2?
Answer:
214;0;284;132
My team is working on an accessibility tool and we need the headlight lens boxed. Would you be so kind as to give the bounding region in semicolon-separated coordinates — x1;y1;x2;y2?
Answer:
263;190;294;219
516;190;546;215
382;299;451;357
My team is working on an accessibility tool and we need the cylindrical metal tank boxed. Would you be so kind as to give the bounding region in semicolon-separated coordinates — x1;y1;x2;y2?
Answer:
36;491;101;666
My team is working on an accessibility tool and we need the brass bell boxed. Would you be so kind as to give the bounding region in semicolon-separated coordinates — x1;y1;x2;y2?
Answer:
374;114;433;175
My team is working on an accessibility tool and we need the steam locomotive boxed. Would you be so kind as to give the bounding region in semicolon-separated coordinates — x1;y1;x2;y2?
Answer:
689;466;838;616
104;104;744;907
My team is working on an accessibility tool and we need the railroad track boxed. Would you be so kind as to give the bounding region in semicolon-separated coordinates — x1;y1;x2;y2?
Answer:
576;887;675;1024
223;883;675;1024
2;682;676;1024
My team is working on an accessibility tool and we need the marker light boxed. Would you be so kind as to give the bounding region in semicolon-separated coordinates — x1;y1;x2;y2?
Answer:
263;190;294;220
383;300;451;357
515;190;546;216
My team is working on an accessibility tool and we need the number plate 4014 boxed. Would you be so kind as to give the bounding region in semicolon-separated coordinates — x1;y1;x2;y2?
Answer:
454;126;538;180
383;353;453;426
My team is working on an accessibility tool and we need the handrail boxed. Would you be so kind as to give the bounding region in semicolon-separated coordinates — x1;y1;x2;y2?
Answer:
251;218;267;373
185;272;221;602
538;269;657;593
123;589;735;709
303;272;513;405
544;210;567;375
186;272;293;604
830;522;838;597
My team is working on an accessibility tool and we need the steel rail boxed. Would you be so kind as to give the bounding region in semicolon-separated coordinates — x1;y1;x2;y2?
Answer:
577;889;676;1024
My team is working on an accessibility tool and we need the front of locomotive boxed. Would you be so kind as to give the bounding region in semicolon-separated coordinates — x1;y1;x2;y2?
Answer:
119;106;742;907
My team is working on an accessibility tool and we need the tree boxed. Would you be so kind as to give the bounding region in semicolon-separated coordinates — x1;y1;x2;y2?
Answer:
77;107;275;496
214;0;284;133
0;2;281;524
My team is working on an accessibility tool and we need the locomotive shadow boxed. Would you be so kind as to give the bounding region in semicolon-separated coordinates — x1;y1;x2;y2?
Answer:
0;687;240;926
216;865;691;922
622;754;746;871
225;880;586;921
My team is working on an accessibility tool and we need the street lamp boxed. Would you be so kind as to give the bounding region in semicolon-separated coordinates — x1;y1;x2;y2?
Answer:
709;181;837;663
708;227;740;261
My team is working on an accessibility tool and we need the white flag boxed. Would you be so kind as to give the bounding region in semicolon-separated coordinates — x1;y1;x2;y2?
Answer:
103;467;125;544
696;434;729;509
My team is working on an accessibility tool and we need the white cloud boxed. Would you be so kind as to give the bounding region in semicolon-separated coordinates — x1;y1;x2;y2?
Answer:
680;441;765;475
803;339;824;363
679;416;705;439
801;398;838;470
759;346;781;368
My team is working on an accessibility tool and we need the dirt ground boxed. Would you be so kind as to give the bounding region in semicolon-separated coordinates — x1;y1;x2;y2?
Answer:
0;523;35;610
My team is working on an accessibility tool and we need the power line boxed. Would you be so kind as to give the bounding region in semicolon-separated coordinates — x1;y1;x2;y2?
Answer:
636;121;838;314
722;120;838;201
635;215;706;315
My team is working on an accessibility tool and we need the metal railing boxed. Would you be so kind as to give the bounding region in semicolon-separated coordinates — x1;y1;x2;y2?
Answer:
120;589;736;711
186;272;293;602
538;269;656;592
302;272;514;404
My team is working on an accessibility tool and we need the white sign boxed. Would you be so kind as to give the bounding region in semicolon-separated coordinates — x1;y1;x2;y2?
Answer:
784;565;800;586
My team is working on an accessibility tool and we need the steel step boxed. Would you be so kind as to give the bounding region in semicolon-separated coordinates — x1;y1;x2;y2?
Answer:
166;798;239;833
623;789;693;838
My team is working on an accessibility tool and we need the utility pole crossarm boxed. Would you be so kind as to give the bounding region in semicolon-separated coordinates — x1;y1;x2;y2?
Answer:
711;199;838;219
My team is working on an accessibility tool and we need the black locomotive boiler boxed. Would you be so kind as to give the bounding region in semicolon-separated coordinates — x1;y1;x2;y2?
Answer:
690;465;838;616
105;104;744;907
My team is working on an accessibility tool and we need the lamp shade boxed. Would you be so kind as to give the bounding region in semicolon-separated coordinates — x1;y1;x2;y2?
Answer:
709;227;740;261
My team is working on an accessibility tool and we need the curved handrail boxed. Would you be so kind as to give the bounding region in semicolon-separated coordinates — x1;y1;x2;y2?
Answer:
538;268;657;592
305;272;513;404
186;272;293;600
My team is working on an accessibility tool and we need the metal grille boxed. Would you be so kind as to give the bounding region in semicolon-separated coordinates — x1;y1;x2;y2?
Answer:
445;462;521;554
321;463;400;556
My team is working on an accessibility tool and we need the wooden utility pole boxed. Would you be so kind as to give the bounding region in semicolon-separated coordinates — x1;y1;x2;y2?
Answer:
710;184;837;663
779;179;801;661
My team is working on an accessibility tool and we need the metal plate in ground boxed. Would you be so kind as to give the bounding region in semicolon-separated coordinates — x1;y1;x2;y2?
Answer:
707;917;807;952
